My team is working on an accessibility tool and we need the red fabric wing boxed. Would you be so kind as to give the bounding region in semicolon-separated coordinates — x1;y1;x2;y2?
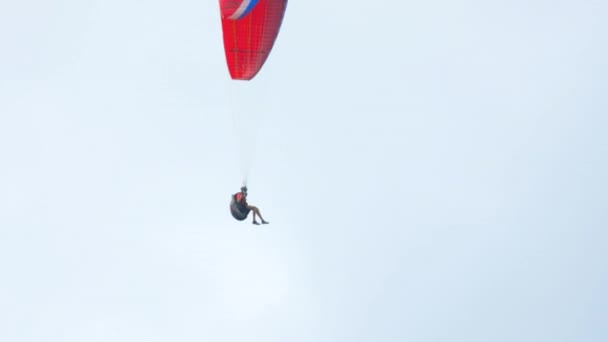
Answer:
220;0;288;80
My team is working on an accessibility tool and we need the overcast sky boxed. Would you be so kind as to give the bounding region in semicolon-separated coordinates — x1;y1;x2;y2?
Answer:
1;1;607;341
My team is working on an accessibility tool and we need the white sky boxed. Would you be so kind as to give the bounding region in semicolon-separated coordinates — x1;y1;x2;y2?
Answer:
1;1;607;341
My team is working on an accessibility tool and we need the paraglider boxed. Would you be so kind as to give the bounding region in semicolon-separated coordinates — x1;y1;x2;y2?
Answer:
230;186;269;225
220;0;287;222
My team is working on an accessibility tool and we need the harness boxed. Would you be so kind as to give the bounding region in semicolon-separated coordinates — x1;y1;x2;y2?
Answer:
230;192;250;220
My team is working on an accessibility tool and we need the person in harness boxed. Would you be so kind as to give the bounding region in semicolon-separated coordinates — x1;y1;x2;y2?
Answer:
230;186;269;225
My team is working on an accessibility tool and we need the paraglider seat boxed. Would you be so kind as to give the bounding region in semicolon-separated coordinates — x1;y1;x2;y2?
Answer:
230;194;250;221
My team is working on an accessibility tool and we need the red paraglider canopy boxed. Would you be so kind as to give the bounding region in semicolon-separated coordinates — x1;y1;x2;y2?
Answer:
219;0;288;80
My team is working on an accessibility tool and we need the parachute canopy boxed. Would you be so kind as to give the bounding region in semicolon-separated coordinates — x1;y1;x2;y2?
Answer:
219;0;288;80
